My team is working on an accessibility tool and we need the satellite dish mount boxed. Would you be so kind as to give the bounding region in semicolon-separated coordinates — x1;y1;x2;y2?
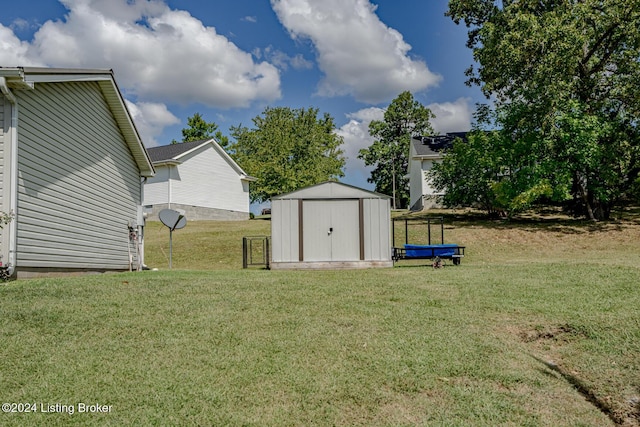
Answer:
158;209;187;269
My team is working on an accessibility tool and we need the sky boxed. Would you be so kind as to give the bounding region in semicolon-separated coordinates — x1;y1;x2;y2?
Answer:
0;0;486;211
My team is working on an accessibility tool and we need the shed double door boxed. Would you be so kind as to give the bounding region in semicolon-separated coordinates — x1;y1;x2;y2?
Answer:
302;200;360;262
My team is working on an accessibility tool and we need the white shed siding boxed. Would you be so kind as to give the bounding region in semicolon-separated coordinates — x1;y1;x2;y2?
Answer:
171;147;249;213
15;81;141;269
271;198;299;262
363;198;391;261
143;165;171;205
270;182;392;269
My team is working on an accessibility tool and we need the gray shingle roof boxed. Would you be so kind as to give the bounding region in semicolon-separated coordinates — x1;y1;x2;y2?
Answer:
412;132;469;156
146;139;210;162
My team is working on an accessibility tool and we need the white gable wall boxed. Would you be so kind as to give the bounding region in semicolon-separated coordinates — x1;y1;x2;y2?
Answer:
409;145;444;211
143;165;171;205
171;146;249;213
408;148;424;210
15;81;141;270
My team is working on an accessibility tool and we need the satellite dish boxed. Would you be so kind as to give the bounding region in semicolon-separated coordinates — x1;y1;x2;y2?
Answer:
159;209;187;231
158;209;187;269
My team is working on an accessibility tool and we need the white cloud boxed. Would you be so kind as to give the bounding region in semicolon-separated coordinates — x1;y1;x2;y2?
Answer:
271;0;441;104
0;24;42;66
125;100;180;147
335;107;384;186
7;0;281;108
428;97;473;134
254;46;313;71
242;16;258;23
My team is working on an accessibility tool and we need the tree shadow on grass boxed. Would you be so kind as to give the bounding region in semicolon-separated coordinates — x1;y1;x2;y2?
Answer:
395;205;640;236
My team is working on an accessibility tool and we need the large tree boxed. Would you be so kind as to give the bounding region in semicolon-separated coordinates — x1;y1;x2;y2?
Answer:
358;91;434;209
230;107;345;203
172;112;230;148
445;0;640;220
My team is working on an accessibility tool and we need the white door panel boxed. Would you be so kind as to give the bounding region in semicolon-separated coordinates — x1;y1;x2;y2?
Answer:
302;200;360;261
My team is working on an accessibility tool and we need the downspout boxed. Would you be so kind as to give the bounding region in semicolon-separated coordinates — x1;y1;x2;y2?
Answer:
0;77;18;276
139;177;148;268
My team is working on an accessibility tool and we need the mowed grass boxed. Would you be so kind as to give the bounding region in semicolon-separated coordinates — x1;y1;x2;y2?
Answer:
0;209;639;426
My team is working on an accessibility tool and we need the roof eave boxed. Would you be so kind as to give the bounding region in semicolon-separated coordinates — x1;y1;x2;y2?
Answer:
153;160;182;167
412;154;443;160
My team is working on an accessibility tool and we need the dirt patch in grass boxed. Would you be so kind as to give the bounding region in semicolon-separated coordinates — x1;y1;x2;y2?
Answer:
518;324;590;344
514;323;640;426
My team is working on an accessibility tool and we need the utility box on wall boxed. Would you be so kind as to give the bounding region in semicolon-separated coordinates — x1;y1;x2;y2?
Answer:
270;181;392;270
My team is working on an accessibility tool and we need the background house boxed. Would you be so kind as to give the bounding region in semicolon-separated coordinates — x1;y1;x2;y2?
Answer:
0;67;154;277
144;139;255;220
408;132;468;211
270;181;392;269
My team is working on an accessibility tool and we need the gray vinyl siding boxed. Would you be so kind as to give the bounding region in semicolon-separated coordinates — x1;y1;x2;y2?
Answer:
0;97;5;261
15;81;141;269
0;96;4;213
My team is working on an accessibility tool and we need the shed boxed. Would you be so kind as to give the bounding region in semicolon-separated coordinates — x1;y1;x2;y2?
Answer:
270;181;392;269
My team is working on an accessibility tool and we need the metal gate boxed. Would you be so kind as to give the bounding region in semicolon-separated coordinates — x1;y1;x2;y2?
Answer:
242;236;270;269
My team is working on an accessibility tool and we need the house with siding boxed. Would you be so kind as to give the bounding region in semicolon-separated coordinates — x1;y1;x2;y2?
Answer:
408;132;468;211
0;67;154;277
144;139;255;220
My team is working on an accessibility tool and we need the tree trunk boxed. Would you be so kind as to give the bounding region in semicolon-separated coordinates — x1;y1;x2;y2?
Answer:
575;171;597;221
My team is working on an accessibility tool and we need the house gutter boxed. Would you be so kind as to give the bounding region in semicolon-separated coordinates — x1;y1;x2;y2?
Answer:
0;77;19;276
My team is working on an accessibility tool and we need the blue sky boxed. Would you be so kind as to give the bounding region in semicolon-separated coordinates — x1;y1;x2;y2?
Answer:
0;0;485;207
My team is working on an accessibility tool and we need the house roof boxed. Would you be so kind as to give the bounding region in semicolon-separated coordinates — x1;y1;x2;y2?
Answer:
411;132;469;157
146;139;209;162
0;66;155;177
147;138;257;181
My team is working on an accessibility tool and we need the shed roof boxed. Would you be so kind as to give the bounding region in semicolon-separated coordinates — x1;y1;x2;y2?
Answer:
0;66;155;177
272;181;390;200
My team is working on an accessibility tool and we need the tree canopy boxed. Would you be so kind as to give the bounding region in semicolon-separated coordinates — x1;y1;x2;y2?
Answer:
441;0;640;219
230;107;345;203
172;112;230;148
358;91;434;209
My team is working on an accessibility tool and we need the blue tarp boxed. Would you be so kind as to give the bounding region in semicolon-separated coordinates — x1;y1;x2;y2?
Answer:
404;244;460;258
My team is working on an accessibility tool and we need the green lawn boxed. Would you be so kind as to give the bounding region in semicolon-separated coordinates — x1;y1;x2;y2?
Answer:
1;210;639;426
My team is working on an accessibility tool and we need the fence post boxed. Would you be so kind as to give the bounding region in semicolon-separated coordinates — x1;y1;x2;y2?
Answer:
242;237;248;269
